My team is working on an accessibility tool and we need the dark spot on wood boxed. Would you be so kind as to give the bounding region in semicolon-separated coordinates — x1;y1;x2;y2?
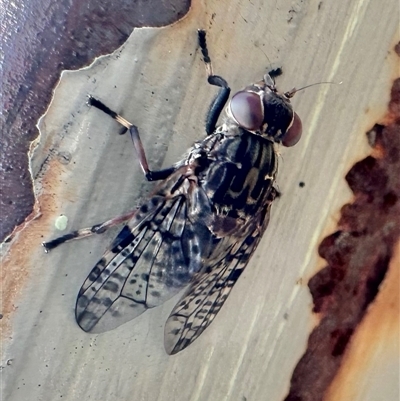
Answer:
331;328;354;357
383;191;397;208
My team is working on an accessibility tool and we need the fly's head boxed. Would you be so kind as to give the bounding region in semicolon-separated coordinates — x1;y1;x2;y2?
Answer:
227;73;302;147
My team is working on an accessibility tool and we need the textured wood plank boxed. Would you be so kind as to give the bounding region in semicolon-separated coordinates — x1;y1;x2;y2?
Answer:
2;0;398;400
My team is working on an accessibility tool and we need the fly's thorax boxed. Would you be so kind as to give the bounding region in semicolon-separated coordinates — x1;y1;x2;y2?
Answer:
226;74;303;147
197;129;278;223
213;119;243;138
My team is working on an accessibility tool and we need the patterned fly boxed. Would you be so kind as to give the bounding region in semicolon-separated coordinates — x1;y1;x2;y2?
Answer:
44;30;303;354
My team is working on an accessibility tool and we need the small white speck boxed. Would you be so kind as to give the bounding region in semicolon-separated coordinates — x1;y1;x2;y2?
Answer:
55;215;68;231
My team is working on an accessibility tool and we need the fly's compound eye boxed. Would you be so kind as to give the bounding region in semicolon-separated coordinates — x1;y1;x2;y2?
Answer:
230;91;264;131
281;112;302;147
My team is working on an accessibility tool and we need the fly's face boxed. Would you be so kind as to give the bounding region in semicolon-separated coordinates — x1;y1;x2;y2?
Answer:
227;73;303;147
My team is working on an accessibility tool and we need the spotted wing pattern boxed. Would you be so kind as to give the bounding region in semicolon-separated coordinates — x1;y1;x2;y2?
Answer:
164;196;274;354
75;141;277;352
75;167;214;333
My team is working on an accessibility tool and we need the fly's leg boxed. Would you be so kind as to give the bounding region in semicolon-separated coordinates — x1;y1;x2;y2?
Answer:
198;30;231;135
43;96;176;251
267;67;283;80
42;208;140;252
88;97;176;182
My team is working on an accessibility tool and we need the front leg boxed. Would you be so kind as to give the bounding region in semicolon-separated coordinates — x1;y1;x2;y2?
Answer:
267;67;283;81
197;30;231;135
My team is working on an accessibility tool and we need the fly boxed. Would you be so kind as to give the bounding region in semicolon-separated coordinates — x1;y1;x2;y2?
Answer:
43;30;303;354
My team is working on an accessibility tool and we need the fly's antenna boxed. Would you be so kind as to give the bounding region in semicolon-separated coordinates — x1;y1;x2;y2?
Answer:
285;81;342;98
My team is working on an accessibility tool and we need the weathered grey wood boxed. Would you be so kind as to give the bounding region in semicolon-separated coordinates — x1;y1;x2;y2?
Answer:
2;0;398;400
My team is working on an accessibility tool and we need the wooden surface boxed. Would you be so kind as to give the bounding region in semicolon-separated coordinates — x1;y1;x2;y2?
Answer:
2;0;399;400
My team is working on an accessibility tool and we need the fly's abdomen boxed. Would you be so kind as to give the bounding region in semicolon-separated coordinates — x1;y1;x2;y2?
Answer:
200;130;277;218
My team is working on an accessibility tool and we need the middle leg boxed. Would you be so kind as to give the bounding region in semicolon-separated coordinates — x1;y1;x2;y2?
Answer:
88;96;176;181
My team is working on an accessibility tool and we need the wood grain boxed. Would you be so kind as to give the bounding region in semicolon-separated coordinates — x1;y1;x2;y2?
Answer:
2;0;398;400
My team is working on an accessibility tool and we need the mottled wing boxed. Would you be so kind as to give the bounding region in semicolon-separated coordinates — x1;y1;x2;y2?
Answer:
76;167;213;333
164;197;274;354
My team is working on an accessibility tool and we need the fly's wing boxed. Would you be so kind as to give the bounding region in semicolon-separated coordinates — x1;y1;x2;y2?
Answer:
164;196;275;354
76;167;214;333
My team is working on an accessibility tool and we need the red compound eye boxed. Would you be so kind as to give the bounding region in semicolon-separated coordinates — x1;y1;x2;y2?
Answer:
230;91;264;131
282;112;302;147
